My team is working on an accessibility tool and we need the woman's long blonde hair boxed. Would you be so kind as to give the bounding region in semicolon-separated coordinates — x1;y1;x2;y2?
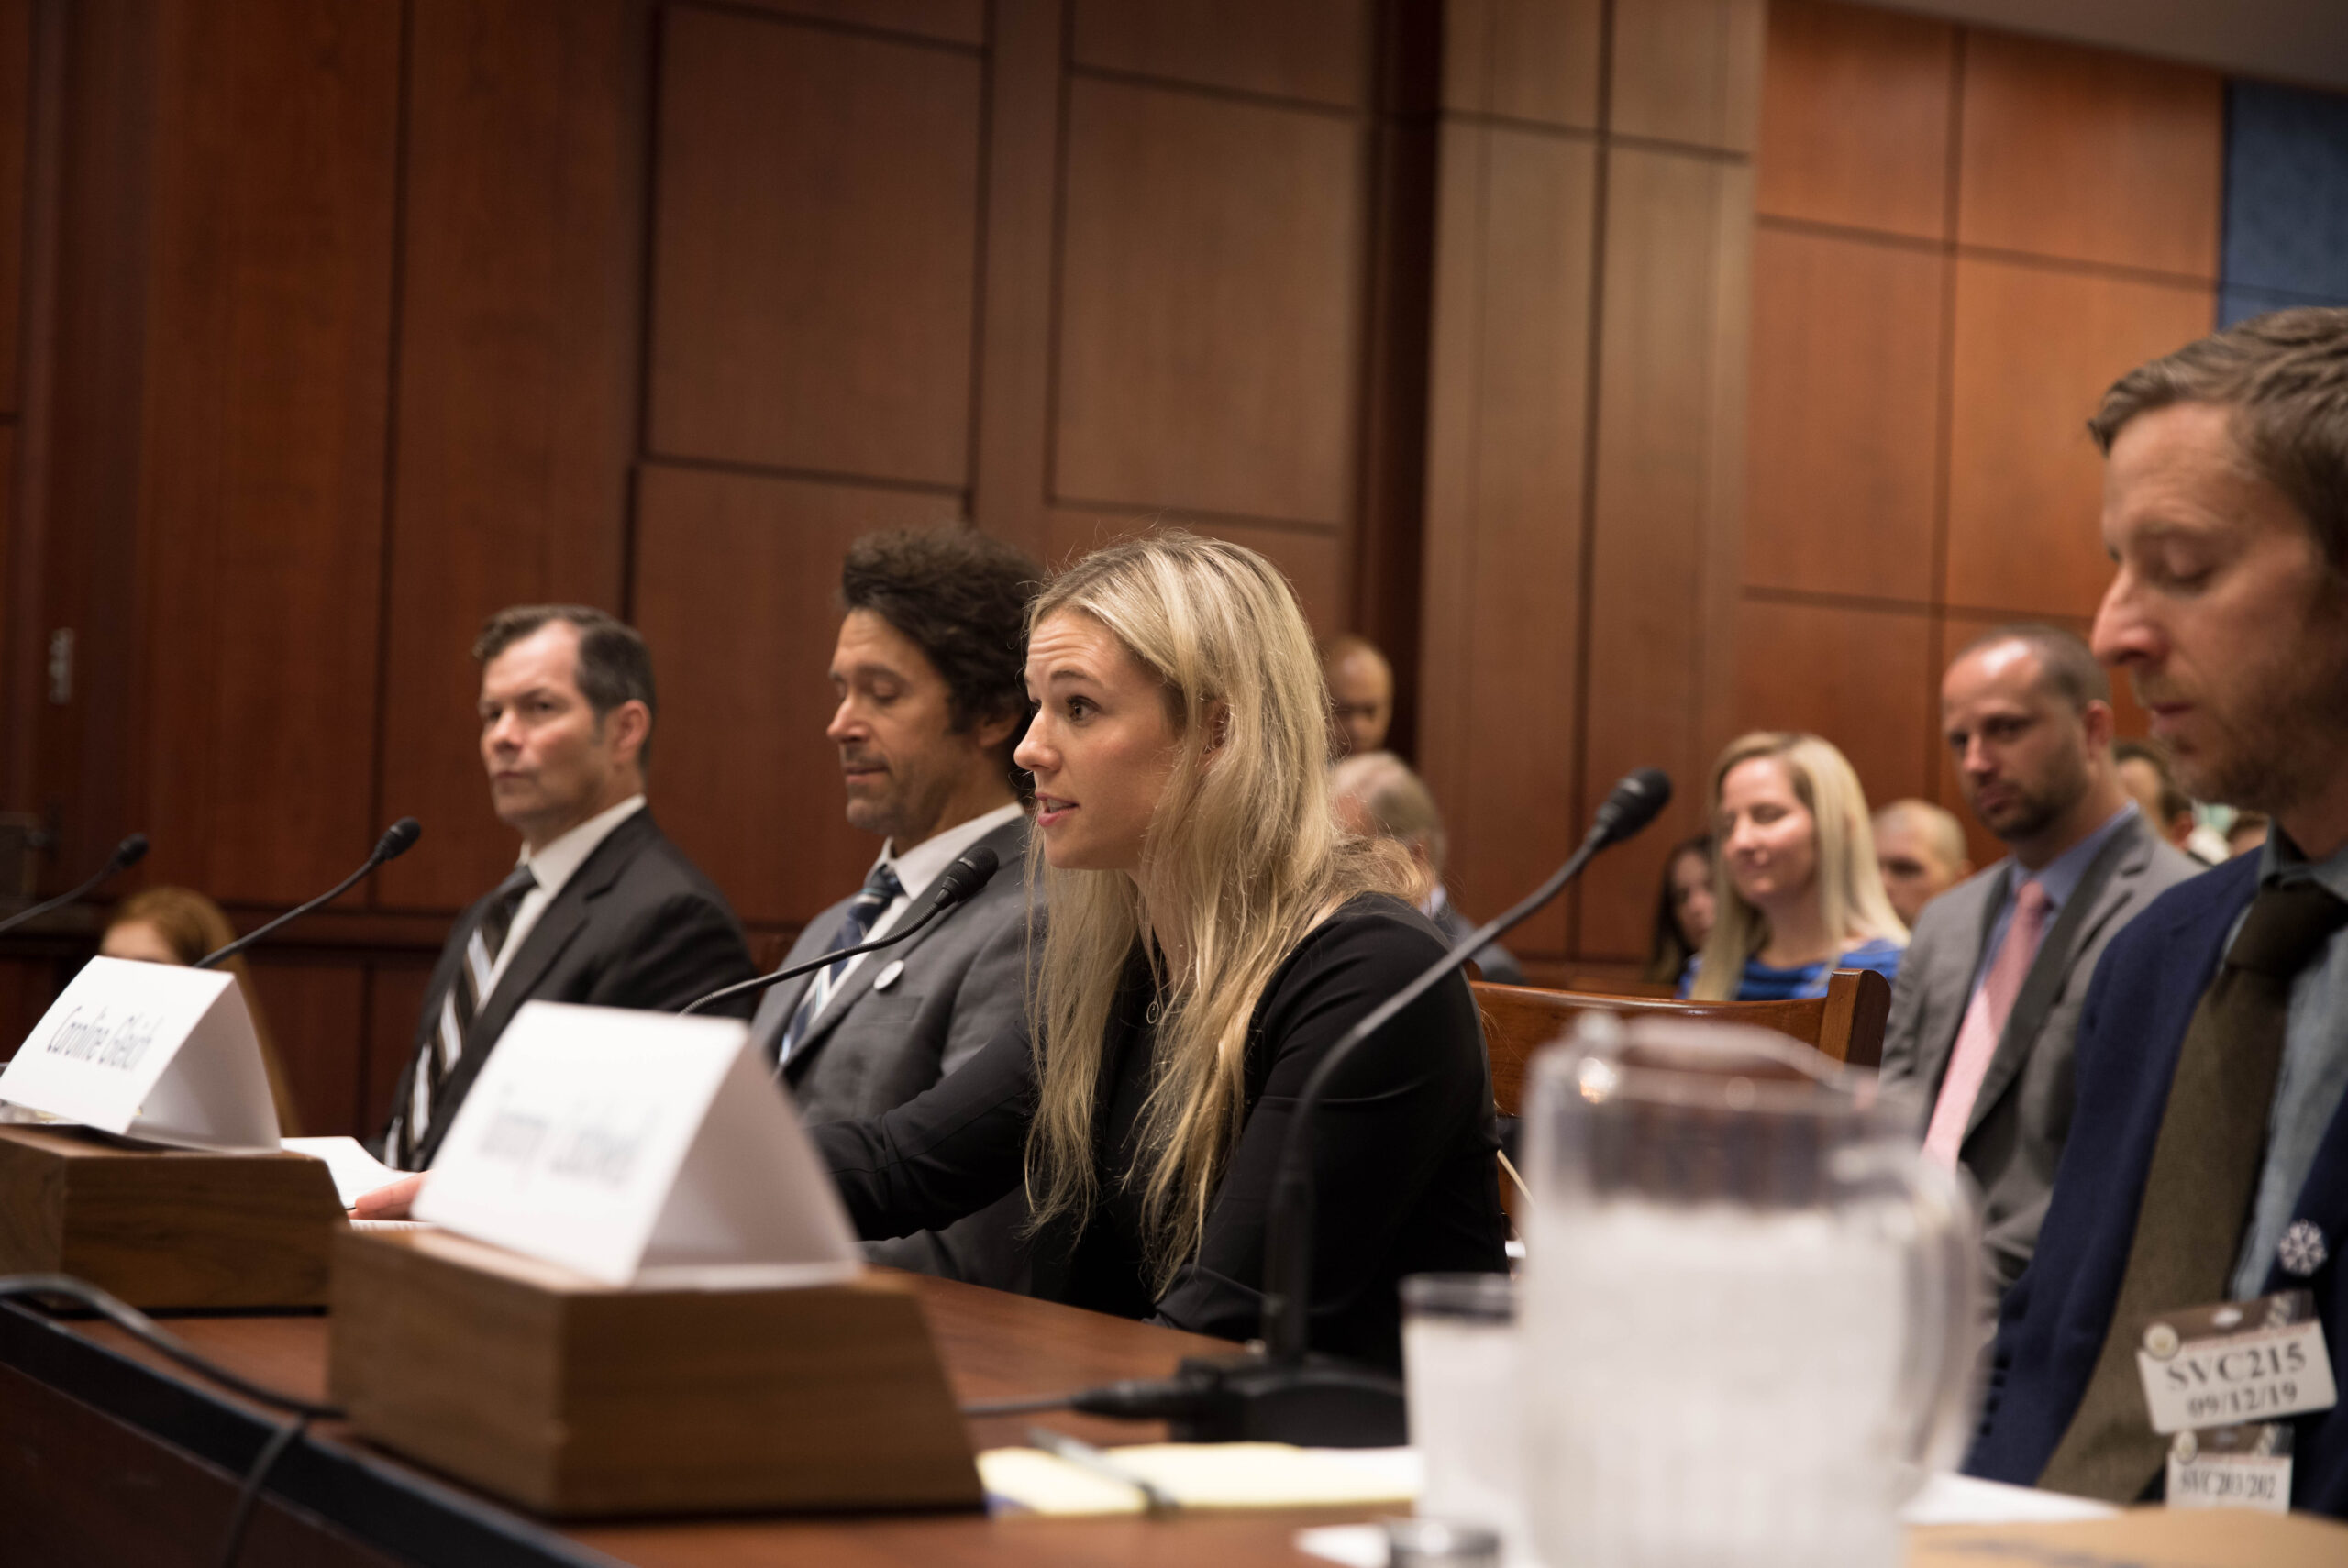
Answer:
1024;532;1412;1292
1688;731;1906;1000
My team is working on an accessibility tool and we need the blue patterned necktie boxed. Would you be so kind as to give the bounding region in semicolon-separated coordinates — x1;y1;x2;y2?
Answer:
777;861;904;1066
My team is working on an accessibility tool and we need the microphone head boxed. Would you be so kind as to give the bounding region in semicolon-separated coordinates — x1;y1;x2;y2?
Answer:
375;817;423;863
114;834;150;869
930;845;1002;909
1591;767;1672;848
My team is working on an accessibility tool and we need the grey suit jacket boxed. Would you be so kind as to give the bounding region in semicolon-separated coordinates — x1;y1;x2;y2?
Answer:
1880;811;2199;1297
749;814;1035;1291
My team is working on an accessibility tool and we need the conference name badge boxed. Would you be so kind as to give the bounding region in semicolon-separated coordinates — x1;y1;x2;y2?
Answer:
2134;1290;2336;1437
2166;1422;2292;1513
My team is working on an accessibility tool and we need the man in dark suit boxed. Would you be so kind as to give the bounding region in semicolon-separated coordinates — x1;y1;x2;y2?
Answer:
1331;749;1525;985
1967;309;2348;1514
748;527;1039;1289
379;606;757;1171
1882;625;2197;1300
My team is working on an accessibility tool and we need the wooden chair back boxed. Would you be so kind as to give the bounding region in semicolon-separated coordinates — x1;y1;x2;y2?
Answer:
1473;968;1893;1118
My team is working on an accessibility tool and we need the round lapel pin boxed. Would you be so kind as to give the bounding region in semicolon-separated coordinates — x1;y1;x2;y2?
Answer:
2278;1218;2328;1278
872;959;905;992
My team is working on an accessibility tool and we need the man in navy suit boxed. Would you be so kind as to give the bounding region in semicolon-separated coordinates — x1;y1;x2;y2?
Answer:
1967;308;2348;1514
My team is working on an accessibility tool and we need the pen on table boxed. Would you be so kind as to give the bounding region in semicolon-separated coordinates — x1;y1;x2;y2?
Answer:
1025;1425;1179;1516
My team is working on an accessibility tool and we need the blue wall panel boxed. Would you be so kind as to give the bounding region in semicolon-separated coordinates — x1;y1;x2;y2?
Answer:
2222;81;2348;326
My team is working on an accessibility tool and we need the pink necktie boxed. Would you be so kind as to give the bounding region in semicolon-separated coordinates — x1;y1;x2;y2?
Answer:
1923;879;2052;1165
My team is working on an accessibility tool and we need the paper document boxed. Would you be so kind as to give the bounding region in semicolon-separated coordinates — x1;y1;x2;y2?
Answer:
283;1136;404;1208
981;1442;1417;1516
1897;1472;2121;1525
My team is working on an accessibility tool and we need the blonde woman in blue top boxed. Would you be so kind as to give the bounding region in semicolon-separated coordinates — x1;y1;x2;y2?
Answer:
1682;731;1907;1001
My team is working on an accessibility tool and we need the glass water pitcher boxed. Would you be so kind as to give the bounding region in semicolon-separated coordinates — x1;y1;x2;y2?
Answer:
1519;1017;1981;1568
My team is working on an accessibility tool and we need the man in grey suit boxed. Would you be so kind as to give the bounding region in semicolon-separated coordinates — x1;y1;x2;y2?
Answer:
1882;624;2199;1298
750;526;1039;1290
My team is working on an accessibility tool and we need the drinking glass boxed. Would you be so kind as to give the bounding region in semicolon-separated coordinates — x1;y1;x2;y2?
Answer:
1520;1016;1978;1568
1401;1273;1523;1557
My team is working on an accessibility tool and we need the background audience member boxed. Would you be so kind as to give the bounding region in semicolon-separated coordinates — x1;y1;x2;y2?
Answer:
101;887;301;1134
1687;731;1906;1001
2227;809;2271;856
1881;624;2197;1299
1644;833;1715;986
1872;799;1974;927
1331;749;1526;985
1321;633;1393;757
2111;737;2201;856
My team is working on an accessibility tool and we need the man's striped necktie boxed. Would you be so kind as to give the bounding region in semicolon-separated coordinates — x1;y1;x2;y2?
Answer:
391;863;537;1168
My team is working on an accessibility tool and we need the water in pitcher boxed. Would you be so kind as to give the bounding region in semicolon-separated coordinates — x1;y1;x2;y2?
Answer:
1524;1198;1913;1568
1519;1018;1978;1568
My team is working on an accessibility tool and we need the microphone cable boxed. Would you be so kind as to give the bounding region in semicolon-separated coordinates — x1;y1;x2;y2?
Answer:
0;1274;344;1568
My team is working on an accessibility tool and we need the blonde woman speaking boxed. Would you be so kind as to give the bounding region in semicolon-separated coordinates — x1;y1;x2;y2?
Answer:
813;532;1506;1368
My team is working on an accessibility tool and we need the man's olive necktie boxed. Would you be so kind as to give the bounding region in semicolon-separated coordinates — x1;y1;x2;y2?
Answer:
2037;878;2348;1501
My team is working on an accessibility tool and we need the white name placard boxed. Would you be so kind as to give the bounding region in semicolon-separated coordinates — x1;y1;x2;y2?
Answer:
0;955;281;1151
413;1000;861;1289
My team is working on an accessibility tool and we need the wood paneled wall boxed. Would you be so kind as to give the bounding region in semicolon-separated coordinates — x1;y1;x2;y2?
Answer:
0;0;2237;1129
1417;0;1762;970
1737;0;2221;876
0;0;1449;1133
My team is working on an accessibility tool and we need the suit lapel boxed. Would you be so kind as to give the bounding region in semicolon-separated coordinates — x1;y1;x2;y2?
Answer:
786;817;1028;1077
415;811;657;1165
1965;821;2150;1143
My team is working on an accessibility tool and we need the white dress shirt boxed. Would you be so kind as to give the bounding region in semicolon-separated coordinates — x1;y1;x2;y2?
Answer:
827;801;1025;992
483;794;648;997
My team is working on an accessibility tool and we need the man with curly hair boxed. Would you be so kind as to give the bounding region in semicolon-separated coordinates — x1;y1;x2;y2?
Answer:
750;525;1041;1289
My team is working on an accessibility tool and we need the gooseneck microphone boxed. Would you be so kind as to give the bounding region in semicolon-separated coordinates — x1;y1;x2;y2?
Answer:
1040;767;1673;1448
0;834;150;940
1262;766;1670;1357
680;846;1002;1017
194;818;422;970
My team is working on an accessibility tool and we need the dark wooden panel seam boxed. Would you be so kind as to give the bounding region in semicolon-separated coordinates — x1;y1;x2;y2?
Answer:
1567;0;1618;956
1742;582;2098;627
1926;29;1964;795
1047;492;1344;536
672;0;983;58
1067;61;1366;124
1755;212;2223;293
367;0;417;902
1040;0;1075;513
625;0;666;625
1445;110;1752;171
637;451;969;501
959;0;996;517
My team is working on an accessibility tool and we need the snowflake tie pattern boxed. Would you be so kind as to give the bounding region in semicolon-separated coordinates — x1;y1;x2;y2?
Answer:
2277;1218;2328;1278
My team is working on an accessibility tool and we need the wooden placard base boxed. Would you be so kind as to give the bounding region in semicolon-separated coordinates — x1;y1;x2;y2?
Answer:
0;1124;345;1308
328;1227;985;1518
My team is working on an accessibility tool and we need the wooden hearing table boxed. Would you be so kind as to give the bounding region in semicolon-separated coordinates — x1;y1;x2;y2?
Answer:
0;1267;1374;1567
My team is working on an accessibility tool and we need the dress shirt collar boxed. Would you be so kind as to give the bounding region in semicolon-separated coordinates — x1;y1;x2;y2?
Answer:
2005;800;2139;911
515;794;647;903
880;801;1025;905
1423;884;1450;920
2260;823;2348;902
